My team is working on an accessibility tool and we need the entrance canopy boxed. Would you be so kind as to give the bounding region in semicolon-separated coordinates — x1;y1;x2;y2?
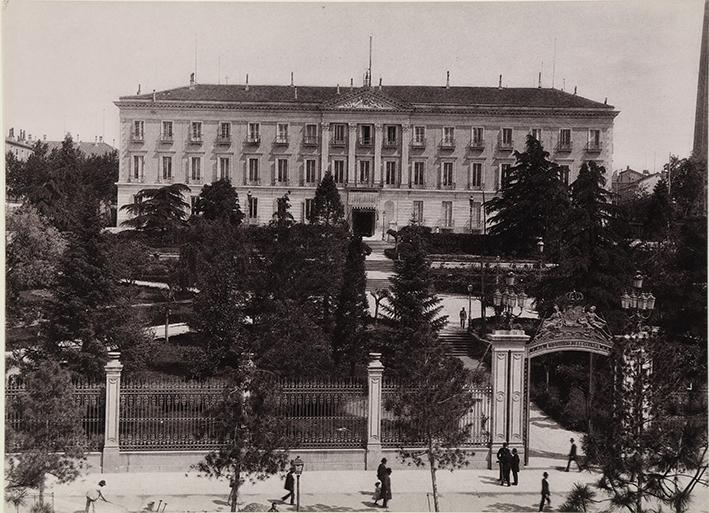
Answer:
528;302;613;358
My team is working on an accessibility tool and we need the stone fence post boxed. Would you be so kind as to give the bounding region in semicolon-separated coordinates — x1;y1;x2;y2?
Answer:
102;351;123;472
366;352;385;470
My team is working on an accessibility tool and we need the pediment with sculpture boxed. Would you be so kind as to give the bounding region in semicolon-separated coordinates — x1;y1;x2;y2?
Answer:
323;89;412;112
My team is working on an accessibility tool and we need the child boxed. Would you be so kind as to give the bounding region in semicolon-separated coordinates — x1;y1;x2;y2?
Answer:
372;481;382;505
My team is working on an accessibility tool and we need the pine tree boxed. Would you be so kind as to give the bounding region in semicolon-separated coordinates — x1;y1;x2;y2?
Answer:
269;193;295;229
120;183;190;234
642;179;672;241
333;236;372;377
192;178;244;225
310;171;345;226
486;135;570;258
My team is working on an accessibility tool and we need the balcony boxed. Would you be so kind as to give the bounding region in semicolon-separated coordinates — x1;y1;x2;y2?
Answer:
159;134;173;144
586;141;602;153
410;182;426;189
216;135;231;145
330;138;346;147
246;135;261;145
383;139;398;149
186;176;203;185
127;175;144;184
156;176;174;184
357;138;373;148
411;139;426;149
188;136;203;145
439;182;456;190
556;141;573;152
439;140;455;151
246;217;259;226
274;136;289;146
246;177;261;186
469;139;486;150
498;139;514;151
130;134;144;143
302;136;318;147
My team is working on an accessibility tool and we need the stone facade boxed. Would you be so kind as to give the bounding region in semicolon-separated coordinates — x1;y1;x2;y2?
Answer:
115;82;618;234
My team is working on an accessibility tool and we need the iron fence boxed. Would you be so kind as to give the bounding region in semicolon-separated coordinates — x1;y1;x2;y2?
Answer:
381;380;491;447
4;378;105;451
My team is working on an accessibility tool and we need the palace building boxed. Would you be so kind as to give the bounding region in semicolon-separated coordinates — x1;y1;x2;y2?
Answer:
115;76;618;236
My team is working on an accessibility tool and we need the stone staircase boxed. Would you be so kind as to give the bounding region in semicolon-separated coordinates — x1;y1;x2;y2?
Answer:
439;325;474;357
364;240;394;291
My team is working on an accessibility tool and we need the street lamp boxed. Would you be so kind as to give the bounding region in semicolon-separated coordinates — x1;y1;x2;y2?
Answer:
247;190;253;224
467;283;473;330
492;266;527;329
620;271;655;331
293;456;304;512
469;195;474;233
536;237;545;282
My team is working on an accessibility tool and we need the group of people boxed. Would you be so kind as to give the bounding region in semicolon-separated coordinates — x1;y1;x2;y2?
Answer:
495;443;521;486
372;458;393;508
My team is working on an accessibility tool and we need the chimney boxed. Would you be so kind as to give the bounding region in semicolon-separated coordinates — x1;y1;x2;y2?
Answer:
152;89;156;102
137;84;141;95
378;77;382;91
573;86;577;95
538;72;542;88
498;75;503;89
99;136;103;143
294;86;298;100
446;71;450;89
43;134;47;141
8;128;14;139
28;133;32;142
336;83;340;95
95;136;98;143
189;73;195;89
245;74;249;91
290;72;294;87
350;77;354;90
604;97;608;104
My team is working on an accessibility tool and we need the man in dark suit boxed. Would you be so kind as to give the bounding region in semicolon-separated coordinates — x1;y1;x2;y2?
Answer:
496;443;510;483
498;443;512;486
281;465;295;504
377;458;387;481
510;448;520;485
539;472;551;511
566;438;581;472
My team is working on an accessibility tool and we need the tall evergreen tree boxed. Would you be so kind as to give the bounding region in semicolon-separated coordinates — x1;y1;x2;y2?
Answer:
269;193;295;229
642;179;672;241
333;236;371;377
309;171;345;226
120;183;190;234
193;179;244;225
486;135;570;258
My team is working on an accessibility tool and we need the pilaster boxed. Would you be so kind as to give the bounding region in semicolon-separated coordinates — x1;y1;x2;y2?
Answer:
374;124;383;186
103;352;123;472
366;352;385;470
401;125;410;188
347;125;356;185
320;123;330;181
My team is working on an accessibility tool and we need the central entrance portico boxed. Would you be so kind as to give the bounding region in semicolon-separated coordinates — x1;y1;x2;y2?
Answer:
352;208;376;237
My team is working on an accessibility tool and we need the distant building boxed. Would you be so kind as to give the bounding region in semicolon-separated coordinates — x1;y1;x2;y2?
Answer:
5;128;35;161
612;166;666;202
44;136;116;158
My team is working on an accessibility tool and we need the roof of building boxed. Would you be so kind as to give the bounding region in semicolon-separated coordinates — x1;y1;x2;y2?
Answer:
119;84;615;111
5;138;34;150
44;140;116;158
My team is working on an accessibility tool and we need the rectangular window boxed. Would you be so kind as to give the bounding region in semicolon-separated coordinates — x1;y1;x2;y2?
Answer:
414;162;425;186
133;120;144;140
559;165;570;185
219;157;230;181
413;126;426;146
442;162;454;187
413;200;424;223
248;158;259;182
305;159;316;183
277;123;289;144
248;123;260;142
471;127;484;145
359;124;373;145
277;159;289;183
132;155;144;180
501;128;513;146
588;129;601;150
304;124;318;144
443;126;455;145
442;201;453;228
471;162;482;188
162;156;172;180
305;198;314;222
190;156;201;181
559;129;572;149
219;122;231;139
191;122;202;141
531;128;542;141
333;160;345;184
359;160;370;184
161;121;173;140
248;196;258;218
385;125;397;145
333;124;346;144
385;161;397;185
190;196;198;215
500;163;512;188
471;201;482;229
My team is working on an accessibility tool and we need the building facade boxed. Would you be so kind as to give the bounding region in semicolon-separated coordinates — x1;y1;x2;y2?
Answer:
115;80;618;235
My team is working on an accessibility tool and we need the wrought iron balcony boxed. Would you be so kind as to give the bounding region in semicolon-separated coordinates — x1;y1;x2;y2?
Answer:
411;139;426;149
498;139;514;151
131;134;144;143
302;136;318;146
274;136;289;146
330;138;346;147
556;141;573;152
440;182;457;190
358;138;373;148
586;141;602;153
383;139;398;148
246;135;261;145
439;140;455;150
189;136;203;145
469;139;486;150
216;135;231;145
159;134;173;144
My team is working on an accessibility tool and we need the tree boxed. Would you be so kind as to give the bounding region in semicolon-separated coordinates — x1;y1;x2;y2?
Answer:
559;483;597;512
333;236;372;377
120;183;190;235
5;361;86;507
193;179;244;225
388;338;478;512
485;135;570;258
309;171;345;226
667;155;704;219
642;179;672;241
269;193;295;229
197;364;292;512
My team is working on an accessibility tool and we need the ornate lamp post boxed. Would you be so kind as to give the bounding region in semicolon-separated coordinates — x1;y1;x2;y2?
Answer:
620;271;656;331
492;268;527;329
467;283;473;330
293;456;304;511
469;194;474;233
246;190;253;224
536;237;545;282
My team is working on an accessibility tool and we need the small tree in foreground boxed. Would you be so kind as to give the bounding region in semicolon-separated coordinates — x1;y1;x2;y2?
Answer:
197;365;292;512
388;338;478;512
5;361;86;507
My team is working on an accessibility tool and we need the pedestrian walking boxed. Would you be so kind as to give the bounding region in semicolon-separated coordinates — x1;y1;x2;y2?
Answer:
281;465;295;504
511;448;520;485
377;458;387;481
539;472;551;512
85;480;108;513
459;307;467;328
372;481;382;505
566;438;581;472
496;443;511;484
380;468;393;508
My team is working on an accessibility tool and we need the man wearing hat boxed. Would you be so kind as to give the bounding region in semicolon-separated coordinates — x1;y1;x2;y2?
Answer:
85;480;108;513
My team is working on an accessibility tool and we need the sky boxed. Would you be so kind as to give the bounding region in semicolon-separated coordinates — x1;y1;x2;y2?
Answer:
2;0;705;172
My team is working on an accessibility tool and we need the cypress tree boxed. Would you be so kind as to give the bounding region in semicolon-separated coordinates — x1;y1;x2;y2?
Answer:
310;171;345;226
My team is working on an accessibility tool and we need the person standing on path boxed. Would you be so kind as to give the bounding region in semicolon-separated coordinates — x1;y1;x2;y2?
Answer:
281;465;295;505
500;446;512;486
377;458;387;481
510;448;520;485
539;472;551;512
380;468;393;508
496;443;511;484
459;307;467;328
566;438;581;472
85;480;108;513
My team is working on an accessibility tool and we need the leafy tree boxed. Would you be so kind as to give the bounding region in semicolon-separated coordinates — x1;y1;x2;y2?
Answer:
333;236;372;377
269;192;295;229
309;171;345;226
667;155;704;219
388;338;478;512
120;183;190;235
559;483;597;512
5;361;86;507
486;135;570;258
193;179;244;225
197;364;292;512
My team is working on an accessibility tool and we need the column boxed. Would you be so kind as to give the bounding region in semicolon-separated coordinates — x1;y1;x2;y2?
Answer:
103;351;123;472
401;125;410;188
374;123;383;186
320;123;330;181
488;330;529;467
366;352;385;470
347;125;357;185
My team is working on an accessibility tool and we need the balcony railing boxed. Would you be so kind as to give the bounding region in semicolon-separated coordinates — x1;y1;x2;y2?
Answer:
586;141;602;153
358;138;373;148
411;139;426;149
498;139;514;151
383;139;398;148
246;135;261;145
330;138;346;147
439;140;455;150
189;136;202;145
469;139;485;150
556;141;573;152
440;182;456;190
410;182;426;189
131;134;144;143
247;177;261;186
156;175;174;184
274;136;289;146
302;136;318;146
159;134;173;144
127;175;144;183
216;135;231;145
186;176;203;184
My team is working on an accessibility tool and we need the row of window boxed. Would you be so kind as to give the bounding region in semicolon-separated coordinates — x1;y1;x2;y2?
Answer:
130;155;573;187
131;120;603;151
